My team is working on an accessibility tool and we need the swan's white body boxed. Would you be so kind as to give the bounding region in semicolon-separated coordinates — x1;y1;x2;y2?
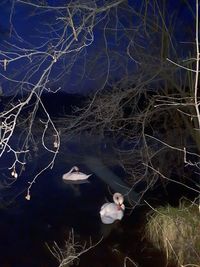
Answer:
100;193;125;224
62;166;92;181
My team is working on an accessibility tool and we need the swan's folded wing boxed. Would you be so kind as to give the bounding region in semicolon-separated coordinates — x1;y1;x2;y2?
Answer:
100;203;123;224
62;172;92;181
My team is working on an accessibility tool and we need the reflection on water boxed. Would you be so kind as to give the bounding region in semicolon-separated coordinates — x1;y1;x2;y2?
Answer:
0;133;170;267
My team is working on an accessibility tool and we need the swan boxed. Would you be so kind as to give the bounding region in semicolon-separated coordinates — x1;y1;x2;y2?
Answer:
62;166;92;182
100;193;125;224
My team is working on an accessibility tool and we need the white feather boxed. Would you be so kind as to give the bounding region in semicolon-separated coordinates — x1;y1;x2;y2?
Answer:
100;193;125;224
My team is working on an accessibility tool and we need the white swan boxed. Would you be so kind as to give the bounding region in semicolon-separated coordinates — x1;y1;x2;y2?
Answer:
100;193;125;224
62;166;92;182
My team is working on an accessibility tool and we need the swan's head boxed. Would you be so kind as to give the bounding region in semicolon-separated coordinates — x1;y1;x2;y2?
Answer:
73;166;79;172
113;193;125;210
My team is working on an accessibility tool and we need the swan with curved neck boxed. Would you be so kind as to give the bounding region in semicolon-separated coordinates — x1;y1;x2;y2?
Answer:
62;166;92;181
100;192;125;224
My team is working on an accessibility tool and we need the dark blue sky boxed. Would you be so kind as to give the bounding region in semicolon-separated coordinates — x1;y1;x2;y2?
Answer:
0;0;196;95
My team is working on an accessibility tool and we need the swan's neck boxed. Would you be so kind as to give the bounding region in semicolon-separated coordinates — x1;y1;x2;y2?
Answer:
67;166;76;175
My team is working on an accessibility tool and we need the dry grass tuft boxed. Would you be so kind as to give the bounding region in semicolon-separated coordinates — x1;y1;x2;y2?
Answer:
145;201;200;266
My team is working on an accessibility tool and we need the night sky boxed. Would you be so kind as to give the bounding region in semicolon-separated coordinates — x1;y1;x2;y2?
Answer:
0;0;196;96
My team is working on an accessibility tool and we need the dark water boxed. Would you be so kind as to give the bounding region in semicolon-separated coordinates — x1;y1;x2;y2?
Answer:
0;92;198;267
0;124;192;267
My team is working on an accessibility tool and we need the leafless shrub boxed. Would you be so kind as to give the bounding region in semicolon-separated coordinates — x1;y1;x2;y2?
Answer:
46;229;102;267
0;0;198;201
